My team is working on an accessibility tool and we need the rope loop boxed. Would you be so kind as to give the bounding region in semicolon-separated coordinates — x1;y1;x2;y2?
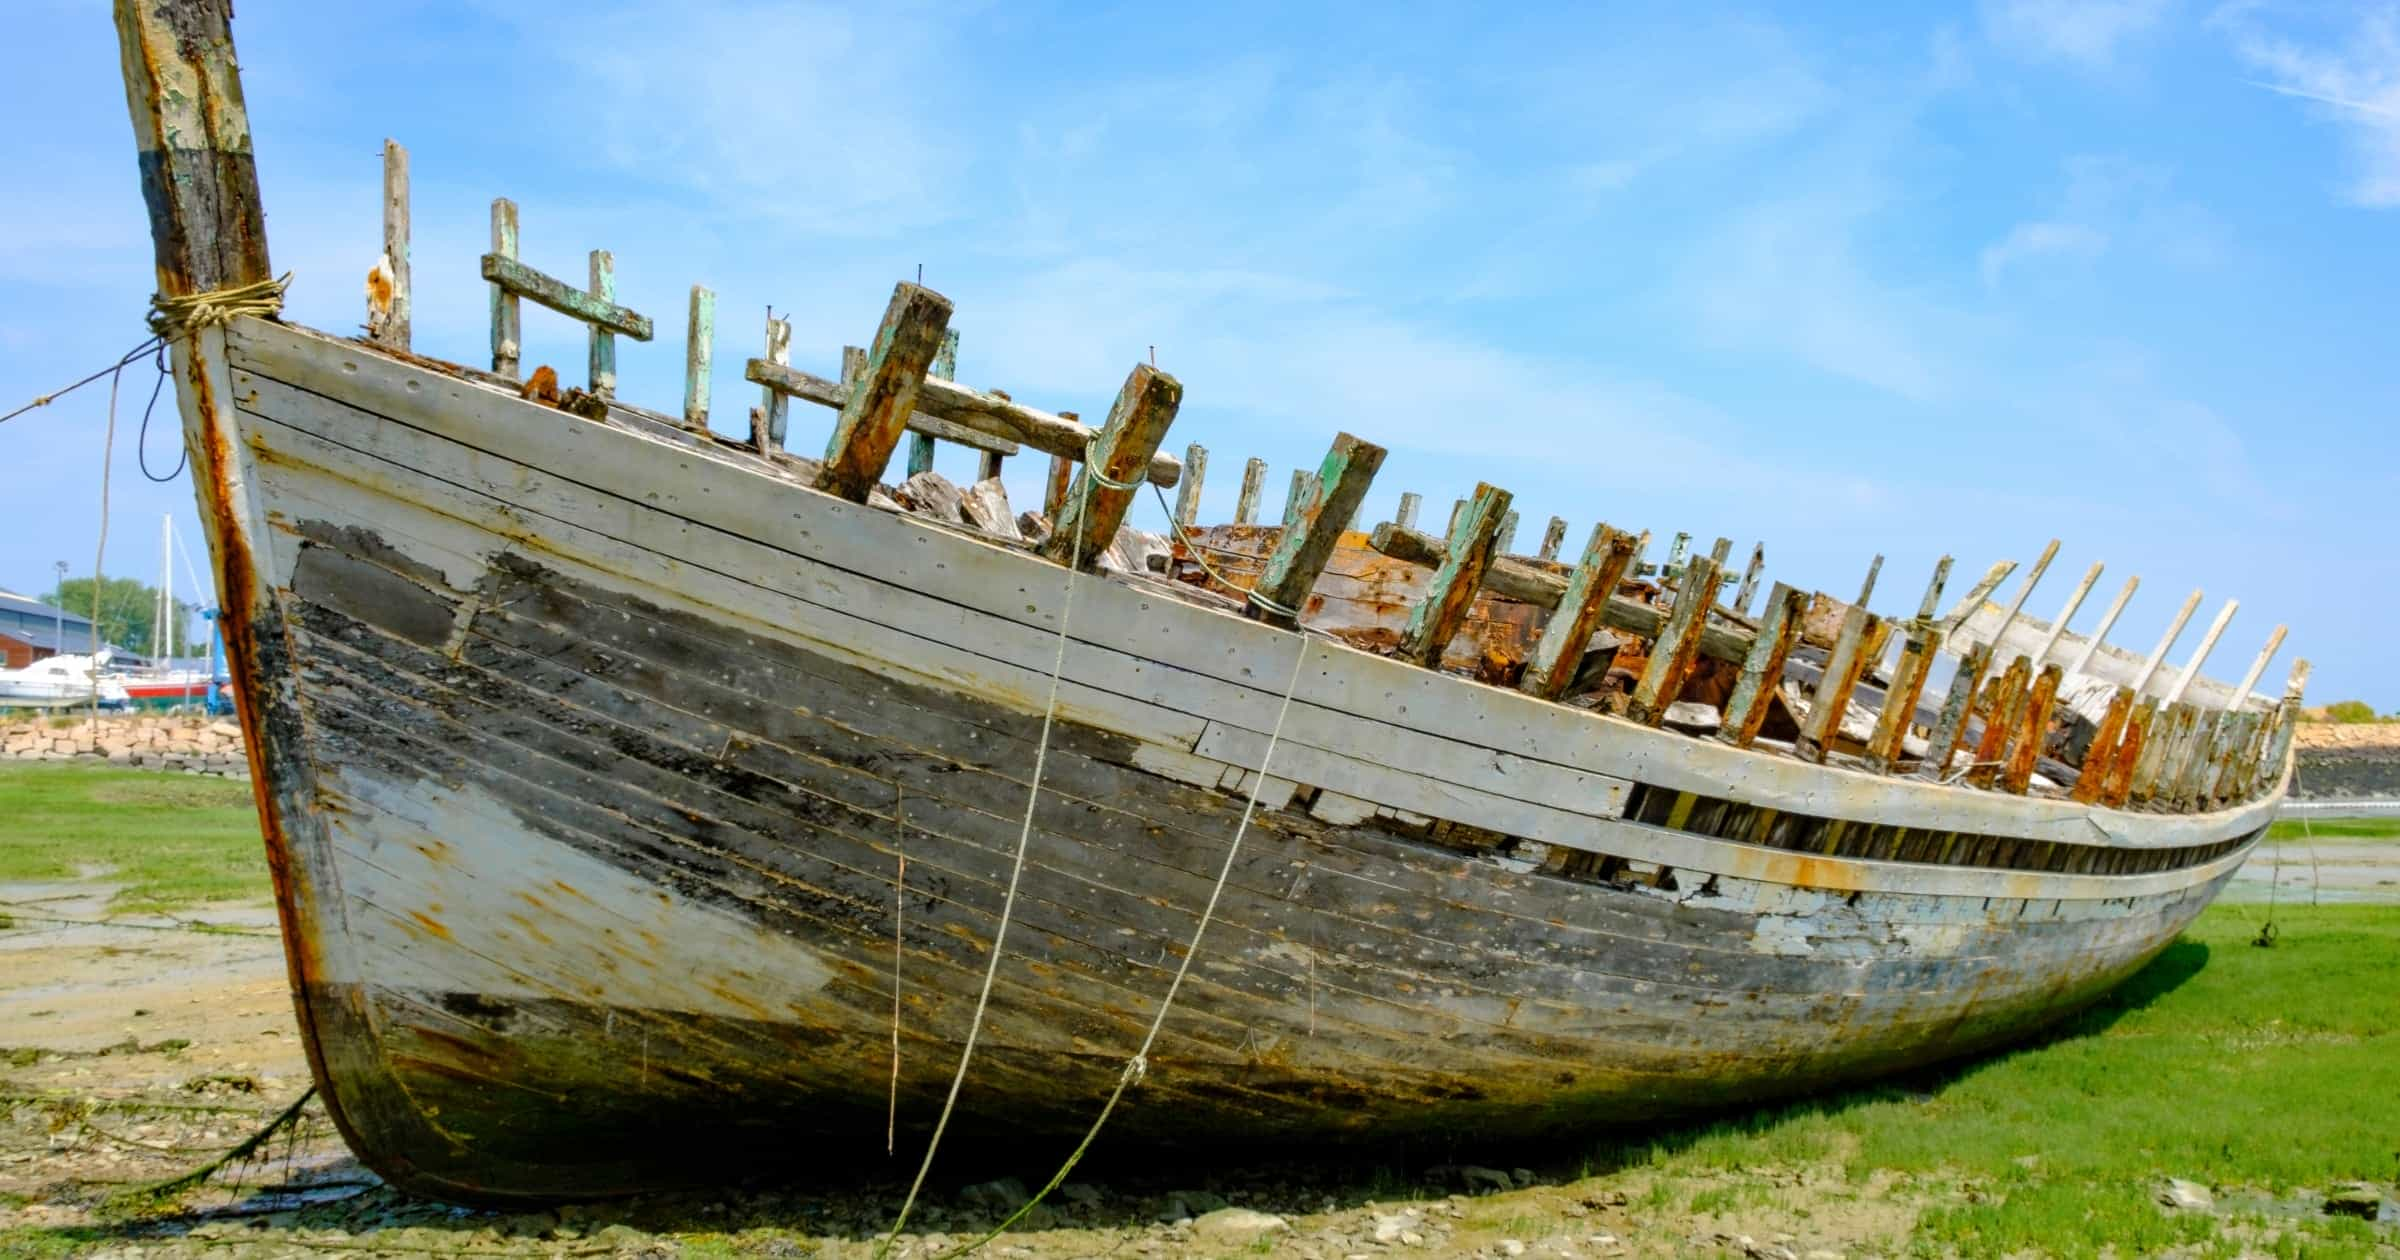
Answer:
1120;1054;1149;1086
1080;437;1145;492
147;273;292;341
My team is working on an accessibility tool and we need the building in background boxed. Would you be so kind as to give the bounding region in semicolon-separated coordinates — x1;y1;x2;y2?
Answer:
0;589;103;670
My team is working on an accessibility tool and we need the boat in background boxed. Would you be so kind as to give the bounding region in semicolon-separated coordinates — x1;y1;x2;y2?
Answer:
0;652;132;711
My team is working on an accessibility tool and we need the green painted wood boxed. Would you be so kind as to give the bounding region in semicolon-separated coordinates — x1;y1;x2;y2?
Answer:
1282;469;1315;532
476;251;654;342
1521;524;1640;701
1398;483;1511;668
487;201;521;378
813;283;953;501
906;329;959;477
1041;365;1183;568
588;250;618;397
1173;443;1208;529
683;285;715;431
755;314;791;453
1251;433;1387;627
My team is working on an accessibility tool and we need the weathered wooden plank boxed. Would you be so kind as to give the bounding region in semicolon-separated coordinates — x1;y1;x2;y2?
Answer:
471;252;657;350
1396;492;1421;531
2001;663;2063;794
2069;687;2135;804
367;139;410;350
2099;698;2155;806
1968;655;2033;788
755;358;1178;482
488;200;521;378
1733;543;1766;617
2163;599;2238;706
754;314;790;453
1717;584;1806;749
2028;561;2103;671
1915;642;1994;782
1043;452;1072;520
1448;498;1467;536
1798;562;1881;763
904;329;960;477
1631;553;1723;726
2226;624;2288;709
2130;701;2196;803
1283;469;1313;532
1495;510;1521;557
1042;364;1182;568
813;283;953;501
1520;525;1640;701
1865;556;1953;773
978;450;1005;482
1397;483;1511;668
1251;433;1386;627
2130;588;2204;697
2064;575;2138;681
1173;442;1208;530
682;285;715;431
1537;516;1568;562
1935;559;2018;639
751;356;1019;458
1234;458;1266;525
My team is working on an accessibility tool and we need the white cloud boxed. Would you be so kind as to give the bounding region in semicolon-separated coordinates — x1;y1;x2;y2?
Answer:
1982;0;2172;66
1979;220;2110;284
2227;7;2400;207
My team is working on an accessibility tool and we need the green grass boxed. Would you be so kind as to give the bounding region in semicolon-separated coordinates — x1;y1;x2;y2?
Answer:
2268;815;2400;841
0;763;267;912
1589;902;2400;1258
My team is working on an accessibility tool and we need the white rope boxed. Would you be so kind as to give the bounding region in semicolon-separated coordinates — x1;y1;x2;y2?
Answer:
1147;482;1299;621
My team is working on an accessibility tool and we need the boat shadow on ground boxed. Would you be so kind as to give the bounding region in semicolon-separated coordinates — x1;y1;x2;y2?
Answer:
73;941;2213;1251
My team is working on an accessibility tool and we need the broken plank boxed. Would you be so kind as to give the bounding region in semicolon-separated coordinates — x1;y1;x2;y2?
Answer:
1718;583;1807;748
1251;433;1386;627
487;199;521;378
1630;553;1723;726
1042;364;1182;569
1537;516;1567;562
1172;443;1209;530
1521;525;1640;701
755;313;791;453
2001;663;2063;794
747;357;1020;457
683;284;715;431
1396;483;1511;668
814;282;953;501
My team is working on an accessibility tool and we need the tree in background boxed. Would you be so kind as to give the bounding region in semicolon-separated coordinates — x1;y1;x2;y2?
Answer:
2319;699;2381;724
44;577;200;657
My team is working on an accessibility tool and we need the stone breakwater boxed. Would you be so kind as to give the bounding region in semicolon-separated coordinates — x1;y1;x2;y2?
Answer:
0;716;249;779
2291;723;2400;801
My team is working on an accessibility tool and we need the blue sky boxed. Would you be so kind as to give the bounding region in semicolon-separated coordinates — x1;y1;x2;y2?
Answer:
2;0;2391;705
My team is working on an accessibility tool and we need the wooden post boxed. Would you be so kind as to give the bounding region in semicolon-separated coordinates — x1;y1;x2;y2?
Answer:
1042;364;1182;569
2164;599;2239;706
1916;641;1994;782
116;0;273;299
978;450;1005;482
588;250;618;397
1938;559;2019;637
1537;516;1568;562
1960;539;2059;684
1630;553;1723;726
841;345;866;386
1662;533;1691;588
1967;655;2033;788
1495;510;1520;557
1521;525;1640;701
2131;589;2205;698
1235;458;1266;525
489;199;520;378
1251;434;1386;627
2065;575;2139;681
2001;663;2064;793
1447;498;1466;535
1718;584;1807;748
2070;687;2136;804
2227;625;2289;708
2029;561;2104;671
1799;605;1882;762
1043;452;1073;520
1865;556;1953;772
1173;443;1208;530
1283;469;1314;532
1733;543;1765;616
1396;492;1421;531
2131;701;2196;803
683;284;716;432
814;283;954;501
2099;699;2155;807
368;139;409;349
2253;659;2310;793
1397;483;1511;667
755;314;790;453
906;329;960;478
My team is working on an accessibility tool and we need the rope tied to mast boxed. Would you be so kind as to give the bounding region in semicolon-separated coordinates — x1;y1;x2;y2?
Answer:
146;273;292;341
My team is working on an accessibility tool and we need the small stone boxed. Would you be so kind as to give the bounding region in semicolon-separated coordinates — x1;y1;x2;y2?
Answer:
1399;1229;1425;1247
1512;1168;1538;1188
1500;1240;1527;1256
1459;1166;1515;1194
588;1223;648;1246
2157;1178;2213;1213
1371;1213;1419;1244
1192;1207;1290;1241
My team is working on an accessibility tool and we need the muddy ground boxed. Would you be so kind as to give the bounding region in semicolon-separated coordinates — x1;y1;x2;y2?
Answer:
5;841;2396;1259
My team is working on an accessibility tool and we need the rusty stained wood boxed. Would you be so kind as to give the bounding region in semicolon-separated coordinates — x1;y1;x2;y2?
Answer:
1396;492;1421;531
682;285;716;432
1043;451;1073;521
368;138;409;350
1235;458;1266;525
1733;543;1766;616
1915;641;1994;782
814;283;953;501
1865;556;1953;773
1172;443;1208;530
1718;584;1807;748
1520;525;1641;701
1630;553;1723;727
1251;433;1386;627
2069;687;2136;804
1967;655;2033;789
905;329;961;478
1042;365;1182;569
754;314;791;454
1396;483;1511;668
2099;699;2156;806
2000;663;2064;794
1799;604;1882;762
1537;516;1568;562
1283;469;1315;532
114;0;273;299
487;199;521;378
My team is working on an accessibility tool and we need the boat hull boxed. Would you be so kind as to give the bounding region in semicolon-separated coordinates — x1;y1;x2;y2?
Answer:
187;319;2267;1203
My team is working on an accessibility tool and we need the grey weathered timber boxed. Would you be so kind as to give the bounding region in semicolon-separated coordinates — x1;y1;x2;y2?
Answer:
1235;458;1266;525
1631;554;1723;727
1537;516;1568;562
2256;659;2311;790
1865;556;1953;772
1368;525;1756;668
1937;560;2018;639
1798;582;1881;764
1663;532;1691;582
2131;589;2205;698
1733;543;1766;616
2131;702;2197;803
116;0;271;300
1448;498;1466;536
2226;624;2288;708
2164;600;2239;706
1173;443;1208;529
905;329;960;478
1958;541;2059;692
2065;576;2139;681
1495;510;1521;557
1396;492;1421;531
1283;469;1315;532
1042;365;1183;568
1521;525;1640;701
813;283;953;501
2030;561;2104;672
368;139;409;349
1043;452;1072;521
487;199;520;377
978;449;1005;482
587;251;617;396
475;252;655;346
1717;583;1807;748
747;358;1020;459
755;314;790;453
1251;434;1386;627
1916;642;1995;781
1709;536;1735;570
1397;484;1511;667
682;285;715;432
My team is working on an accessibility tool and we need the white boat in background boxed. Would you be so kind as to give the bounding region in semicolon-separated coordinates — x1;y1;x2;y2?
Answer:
0;652;132;711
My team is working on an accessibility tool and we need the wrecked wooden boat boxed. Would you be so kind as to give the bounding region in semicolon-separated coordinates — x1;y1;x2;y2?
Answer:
119;1;2306;1205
